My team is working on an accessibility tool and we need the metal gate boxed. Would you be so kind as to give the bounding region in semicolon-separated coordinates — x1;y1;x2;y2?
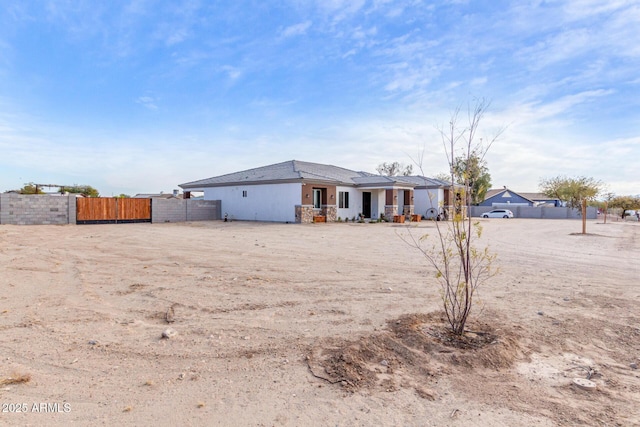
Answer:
76;198;151;224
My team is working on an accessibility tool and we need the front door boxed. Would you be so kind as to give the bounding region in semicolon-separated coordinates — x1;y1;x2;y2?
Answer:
313;189;322;209
362;192;371;218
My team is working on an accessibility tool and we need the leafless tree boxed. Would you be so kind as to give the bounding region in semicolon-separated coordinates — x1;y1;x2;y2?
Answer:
406;98;503;335
376;161;413;176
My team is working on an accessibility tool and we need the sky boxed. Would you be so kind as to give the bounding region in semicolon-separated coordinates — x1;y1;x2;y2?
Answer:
1;0;639;197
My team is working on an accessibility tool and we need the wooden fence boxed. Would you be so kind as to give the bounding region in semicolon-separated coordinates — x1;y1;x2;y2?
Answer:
76;198;151;224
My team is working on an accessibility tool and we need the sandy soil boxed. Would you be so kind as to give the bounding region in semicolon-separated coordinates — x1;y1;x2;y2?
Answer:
0;218;638;426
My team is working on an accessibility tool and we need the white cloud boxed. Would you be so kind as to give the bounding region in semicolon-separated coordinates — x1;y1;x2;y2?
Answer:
221;65;242;81
320;0;366;23
280;20;312;38
136;96;158;110
165;28;190;46
522;89;614;122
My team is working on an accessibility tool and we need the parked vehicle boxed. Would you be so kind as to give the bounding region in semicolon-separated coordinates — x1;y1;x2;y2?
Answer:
482;209;514;218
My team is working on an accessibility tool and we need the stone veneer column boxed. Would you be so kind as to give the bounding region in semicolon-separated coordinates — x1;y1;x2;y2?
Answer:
385;205;398;219
324;205;337;222
295;205;315;223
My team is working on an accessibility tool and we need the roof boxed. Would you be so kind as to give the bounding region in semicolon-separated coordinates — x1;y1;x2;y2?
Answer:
133;193;182;199
518;192;560;201
484;188;534;203
394;176;452;188
180;160;449;189
484;188;561;202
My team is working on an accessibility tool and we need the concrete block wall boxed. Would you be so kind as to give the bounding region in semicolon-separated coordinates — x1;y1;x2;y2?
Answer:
186;200;221;221
0;194;76;225
152;199;221;223
470;205;597;219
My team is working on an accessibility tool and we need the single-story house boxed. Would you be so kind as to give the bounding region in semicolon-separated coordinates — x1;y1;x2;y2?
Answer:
179;160;453;223
134;190;183;199
480;188;562;208
517;192;562;207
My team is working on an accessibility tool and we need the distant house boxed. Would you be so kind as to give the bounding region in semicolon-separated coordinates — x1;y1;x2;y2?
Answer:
133;190;183;199
481;188;562;207
518;192;562;207
179;160;453;223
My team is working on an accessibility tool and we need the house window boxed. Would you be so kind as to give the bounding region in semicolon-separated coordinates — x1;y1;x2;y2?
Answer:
242;190;247;198
339;191;349;208
313;189;322;209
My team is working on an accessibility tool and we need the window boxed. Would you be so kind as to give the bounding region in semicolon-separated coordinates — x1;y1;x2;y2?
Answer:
339;191;349;208
242;190;247;197
313;189;322;209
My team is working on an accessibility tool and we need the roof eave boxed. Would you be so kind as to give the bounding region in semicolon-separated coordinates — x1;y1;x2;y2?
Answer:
180;178;302;189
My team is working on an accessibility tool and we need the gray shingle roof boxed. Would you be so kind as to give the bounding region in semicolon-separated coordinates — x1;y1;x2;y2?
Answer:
393;176;451;187
180;160;441;189
484;188;561;203
483;188;534;203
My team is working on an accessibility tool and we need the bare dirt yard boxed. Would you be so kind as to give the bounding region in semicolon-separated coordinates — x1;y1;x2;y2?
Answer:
1;218;639;426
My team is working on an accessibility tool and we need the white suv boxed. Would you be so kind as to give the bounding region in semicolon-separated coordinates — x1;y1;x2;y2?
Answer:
482;209;514;218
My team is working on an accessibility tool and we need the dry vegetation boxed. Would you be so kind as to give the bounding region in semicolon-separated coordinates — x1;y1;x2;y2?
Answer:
0;218;638;426
0;373;31;386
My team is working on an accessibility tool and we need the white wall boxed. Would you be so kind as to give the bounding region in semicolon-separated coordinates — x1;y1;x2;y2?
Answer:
335;188;387;220
373;190;385;219
414;188;444;217
336;186;359;220
204;183;301;222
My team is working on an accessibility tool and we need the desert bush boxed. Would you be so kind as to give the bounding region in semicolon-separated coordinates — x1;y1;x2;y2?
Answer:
406;99;501;335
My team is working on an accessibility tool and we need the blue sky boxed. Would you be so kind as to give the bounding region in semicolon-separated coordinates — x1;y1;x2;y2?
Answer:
1;0;638;196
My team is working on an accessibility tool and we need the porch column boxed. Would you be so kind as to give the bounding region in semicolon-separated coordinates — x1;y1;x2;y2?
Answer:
384;189;398;219
403;189;414;216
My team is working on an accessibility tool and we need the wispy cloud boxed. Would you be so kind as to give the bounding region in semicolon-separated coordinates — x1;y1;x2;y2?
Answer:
164;27;190;46
221;65;242;81
136;96;158;110
280;20;312;38
520;90;614;122
1;0;639;196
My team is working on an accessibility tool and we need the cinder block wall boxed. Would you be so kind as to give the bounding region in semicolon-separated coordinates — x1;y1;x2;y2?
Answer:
469;206;597;219
151;199;221;223
186;200;221;221
0;194;75;225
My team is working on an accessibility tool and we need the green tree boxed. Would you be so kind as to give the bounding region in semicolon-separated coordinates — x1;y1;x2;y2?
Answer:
539;176;603;209
18;183;45;194
60;185;100;197
376;161;413;176
609;195;640;218
452;152;491;205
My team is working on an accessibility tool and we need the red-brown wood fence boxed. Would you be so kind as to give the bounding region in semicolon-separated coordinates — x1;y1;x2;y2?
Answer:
76;198;151;224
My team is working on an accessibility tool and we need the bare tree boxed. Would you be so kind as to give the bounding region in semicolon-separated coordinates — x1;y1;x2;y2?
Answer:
406;99;503;335
376;161;413;176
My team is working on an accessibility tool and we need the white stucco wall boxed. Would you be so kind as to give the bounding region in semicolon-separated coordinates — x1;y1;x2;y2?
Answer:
335;188;386;220
203;183;302;222
372;190;384;219
336;186;359;220
414;188;444;217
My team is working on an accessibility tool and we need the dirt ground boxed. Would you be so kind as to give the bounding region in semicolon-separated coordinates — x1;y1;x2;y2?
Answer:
0;218;638;426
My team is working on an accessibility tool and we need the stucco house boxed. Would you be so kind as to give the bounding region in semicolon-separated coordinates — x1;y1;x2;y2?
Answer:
133;190;183;199
481;188;562;207
179;160;452;223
